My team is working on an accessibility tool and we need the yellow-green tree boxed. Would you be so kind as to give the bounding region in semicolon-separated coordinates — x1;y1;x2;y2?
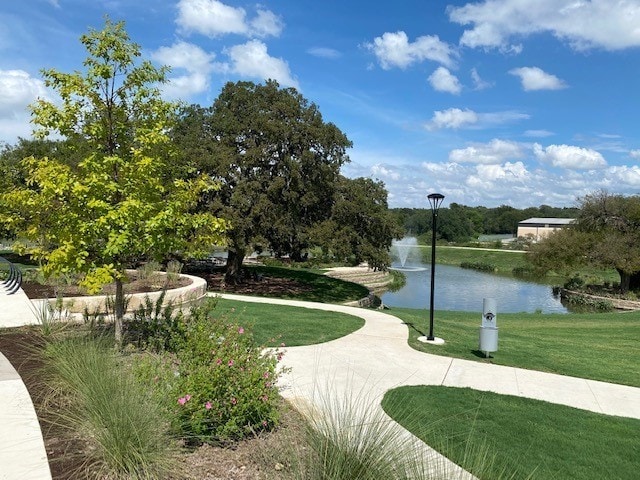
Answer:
0;19;227;344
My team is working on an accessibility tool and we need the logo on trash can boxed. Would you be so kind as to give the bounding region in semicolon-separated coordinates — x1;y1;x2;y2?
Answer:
484;312;495;322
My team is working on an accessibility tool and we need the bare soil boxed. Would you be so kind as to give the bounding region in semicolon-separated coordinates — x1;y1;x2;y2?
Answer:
2;272;311;479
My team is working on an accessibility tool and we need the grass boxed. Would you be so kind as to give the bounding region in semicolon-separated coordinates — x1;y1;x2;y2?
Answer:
406;245;620;285
214;298;365;346
43;335;177;479
435;246;529;274
247;265;370;303
383;386;640;480
390;307;640;387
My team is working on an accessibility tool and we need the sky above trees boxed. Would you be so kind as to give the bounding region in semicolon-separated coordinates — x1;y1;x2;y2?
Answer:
2;0;640;208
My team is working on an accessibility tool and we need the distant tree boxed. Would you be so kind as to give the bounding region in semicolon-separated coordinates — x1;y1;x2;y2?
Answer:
173;81;351;283
529;191;640;292
311;177;402;270
0;19;227;344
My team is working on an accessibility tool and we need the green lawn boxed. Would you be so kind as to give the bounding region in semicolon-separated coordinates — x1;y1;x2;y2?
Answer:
213;298;364;347
383;386;640;480
391;307;640;387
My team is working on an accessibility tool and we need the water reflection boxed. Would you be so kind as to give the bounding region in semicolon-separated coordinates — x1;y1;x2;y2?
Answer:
383;263;568;314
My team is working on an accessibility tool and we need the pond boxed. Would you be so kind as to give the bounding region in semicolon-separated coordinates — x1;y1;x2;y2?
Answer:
382;261;568;314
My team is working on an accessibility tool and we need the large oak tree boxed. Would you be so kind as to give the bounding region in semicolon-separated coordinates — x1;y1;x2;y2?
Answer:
173;81;352;283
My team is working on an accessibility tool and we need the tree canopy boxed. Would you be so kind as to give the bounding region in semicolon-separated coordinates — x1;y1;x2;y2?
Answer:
0;19;227;343
173;81;355;281
311;177;402;270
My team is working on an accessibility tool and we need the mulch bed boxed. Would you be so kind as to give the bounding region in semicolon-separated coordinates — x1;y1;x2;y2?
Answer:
2;270;309;479
195;271;313;297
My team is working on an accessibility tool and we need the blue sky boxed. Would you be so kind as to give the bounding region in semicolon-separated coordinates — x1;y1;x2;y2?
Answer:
2;0;640;208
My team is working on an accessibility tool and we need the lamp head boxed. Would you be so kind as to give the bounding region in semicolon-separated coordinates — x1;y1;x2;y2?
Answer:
427;193;445;211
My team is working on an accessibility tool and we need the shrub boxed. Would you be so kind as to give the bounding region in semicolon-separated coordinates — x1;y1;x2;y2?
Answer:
126;290;186;352
460;262;496;272
564;275;585;290
138;298;283;444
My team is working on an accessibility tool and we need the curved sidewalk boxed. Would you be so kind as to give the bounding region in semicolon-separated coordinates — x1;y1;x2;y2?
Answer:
218;293;640;420
218;293;640;479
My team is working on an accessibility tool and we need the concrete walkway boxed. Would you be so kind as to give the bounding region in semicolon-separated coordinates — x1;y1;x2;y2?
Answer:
218;293;640;476
0;289;51;480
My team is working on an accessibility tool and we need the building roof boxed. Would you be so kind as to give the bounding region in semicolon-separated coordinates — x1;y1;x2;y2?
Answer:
518;217;575;226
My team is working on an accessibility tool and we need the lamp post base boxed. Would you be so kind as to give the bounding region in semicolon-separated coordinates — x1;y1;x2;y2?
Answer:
418;336;445;345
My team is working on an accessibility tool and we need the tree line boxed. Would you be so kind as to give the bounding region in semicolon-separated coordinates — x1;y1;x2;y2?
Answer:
390;203;579;243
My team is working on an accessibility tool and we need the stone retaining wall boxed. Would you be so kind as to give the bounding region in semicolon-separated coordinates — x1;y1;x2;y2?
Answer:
42;272;207;314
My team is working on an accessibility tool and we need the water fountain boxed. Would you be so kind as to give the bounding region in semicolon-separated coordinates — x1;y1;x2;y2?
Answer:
390;237;427;272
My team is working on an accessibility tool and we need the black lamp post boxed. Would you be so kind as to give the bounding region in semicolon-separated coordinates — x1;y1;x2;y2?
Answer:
427;193;445;341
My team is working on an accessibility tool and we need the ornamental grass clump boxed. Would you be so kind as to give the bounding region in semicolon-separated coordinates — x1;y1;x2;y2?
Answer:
138;298;283;444
43;335;177;479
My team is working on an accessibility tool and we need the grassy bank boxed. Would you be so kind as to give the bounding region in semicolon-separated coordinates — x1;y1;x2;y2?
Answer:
391;307;640;387
420;245;619;285
383;386;640;480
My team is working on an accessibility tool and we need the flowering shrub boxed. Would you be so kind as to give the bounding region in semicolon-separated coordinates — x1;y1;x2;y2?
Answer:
137;298;283;443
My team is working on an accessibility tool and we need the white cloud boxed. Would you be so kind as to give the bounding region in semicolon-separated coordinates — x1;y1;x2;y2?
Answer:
307;47;341;59
0;69;52;143
428;67;462;94
630;149;640;159
533;143;607;169
176;0;282;38
449;139;525;164
0;69;48;118
427;108;529;130
448;0;640;52
509;67;567;91
606;165;640;186
365;31;456;69
524;129;554;138
250;8;284;37
470;67;492;90
371;164;401;181
225;40;299;89
152;41;217;99
427;108;478;129
475;161;529;181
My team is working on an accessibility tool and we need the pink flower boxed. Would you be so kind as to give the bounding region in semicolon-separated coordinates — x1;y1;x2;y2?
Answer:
262;420;268;427
277;352;284;361
205;401;212;410
228;359;234;367
216;358;222;365
261;395;269;402
185;394;191;402
238;327;245;334
263;371;270;379
178;394;191;405
231;397;237;405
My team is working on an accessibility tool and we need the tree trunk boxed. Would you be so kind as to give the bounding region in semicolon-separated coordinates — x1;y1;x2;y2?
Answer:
629;271;640;292
617;268;631;294
225;249;245;284
114;277;124;347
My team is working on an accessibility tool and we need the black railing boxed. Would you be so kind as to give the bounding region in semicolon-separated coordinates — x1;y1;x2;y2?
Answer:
0;257;22;295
